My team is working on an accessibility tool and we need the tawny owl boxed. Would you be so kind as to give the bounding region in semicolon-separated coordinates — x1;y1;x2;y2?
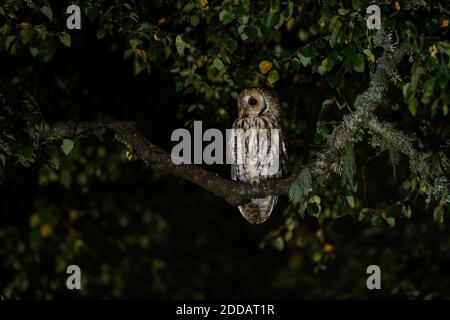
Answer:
229;88;287;224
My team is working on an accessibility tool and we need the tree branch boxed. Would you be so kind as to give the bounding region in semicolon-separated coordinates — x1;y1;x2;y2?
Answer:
47;121;295;206
305;33;409;179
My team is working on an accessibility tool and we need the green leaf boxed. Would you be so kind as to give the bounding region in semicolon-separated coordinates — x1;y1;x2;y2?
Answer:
243;26;258;40
313;123;329;144
433;206;444;223
222;13;236;25
420;78;435;104
402;206;412;219
213;57;225;70
60;169;72;188
317;65;326;75
336;99;348;110
263;12;280;28
5;35;16;50
41;6;53;21
96;27;106;40
266;69;280;85
227;39;238;54
358;208;370;221
370;215;382;227
10;41;18;55
386;217;396;227
353;53;365;73
123;48;133;59
61;139;74;156
312;251;322;262
299;54;311;67
326;75;340;88
207;46;220;55
319;99;333;119
29;47;39;57
18;147;34;165
58;32;71;47
352;0;361;9
408;98;418;117
129;38;140;49
190;15;200;26
175;34;188;56
402;82;412;99
291;58;301;71
20;29;33;44
85;6;98;21
273;236;284;251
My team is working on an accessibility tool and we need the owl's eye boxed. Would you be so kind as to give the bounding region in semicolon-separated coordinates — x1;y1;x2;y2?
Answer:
248;98;258;106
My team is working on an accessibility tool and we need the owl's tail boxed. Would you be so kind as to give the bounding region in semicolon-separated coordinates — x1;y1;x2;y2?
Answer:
238;196;278;224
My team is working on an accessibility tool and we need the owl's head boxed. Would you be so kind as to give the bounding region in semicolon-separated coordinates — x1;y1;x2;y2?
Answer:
237;88;279;118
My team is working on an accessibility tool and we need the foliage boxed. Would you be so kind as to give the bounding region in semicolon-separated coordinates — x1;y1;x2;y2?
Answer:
0;0;449;299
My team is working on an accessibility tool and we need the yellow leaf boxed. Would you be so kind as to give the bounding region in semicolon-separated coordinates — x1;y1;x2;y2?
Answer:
30;213;40;229
270;1;280;12
259;60;273;74
69;209;78;223
153;32;160;41
316;229;324;243
369;54;375;63
308;195;321;205
195;55;208;68
158;17;167;25
74;239;84;250
126;151;133;161
40;224;52;238
199;0;208;8
323;243;333;253
419;182;427;194
286;17;296;31
429;44;438;58
441;19;449;28
136;49;147;61
394;1;400;11
97;146;106;158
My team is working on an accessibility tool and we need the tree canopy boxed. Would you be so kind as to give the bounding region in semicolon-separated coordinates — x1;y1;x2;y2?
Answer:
0;0;449;299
